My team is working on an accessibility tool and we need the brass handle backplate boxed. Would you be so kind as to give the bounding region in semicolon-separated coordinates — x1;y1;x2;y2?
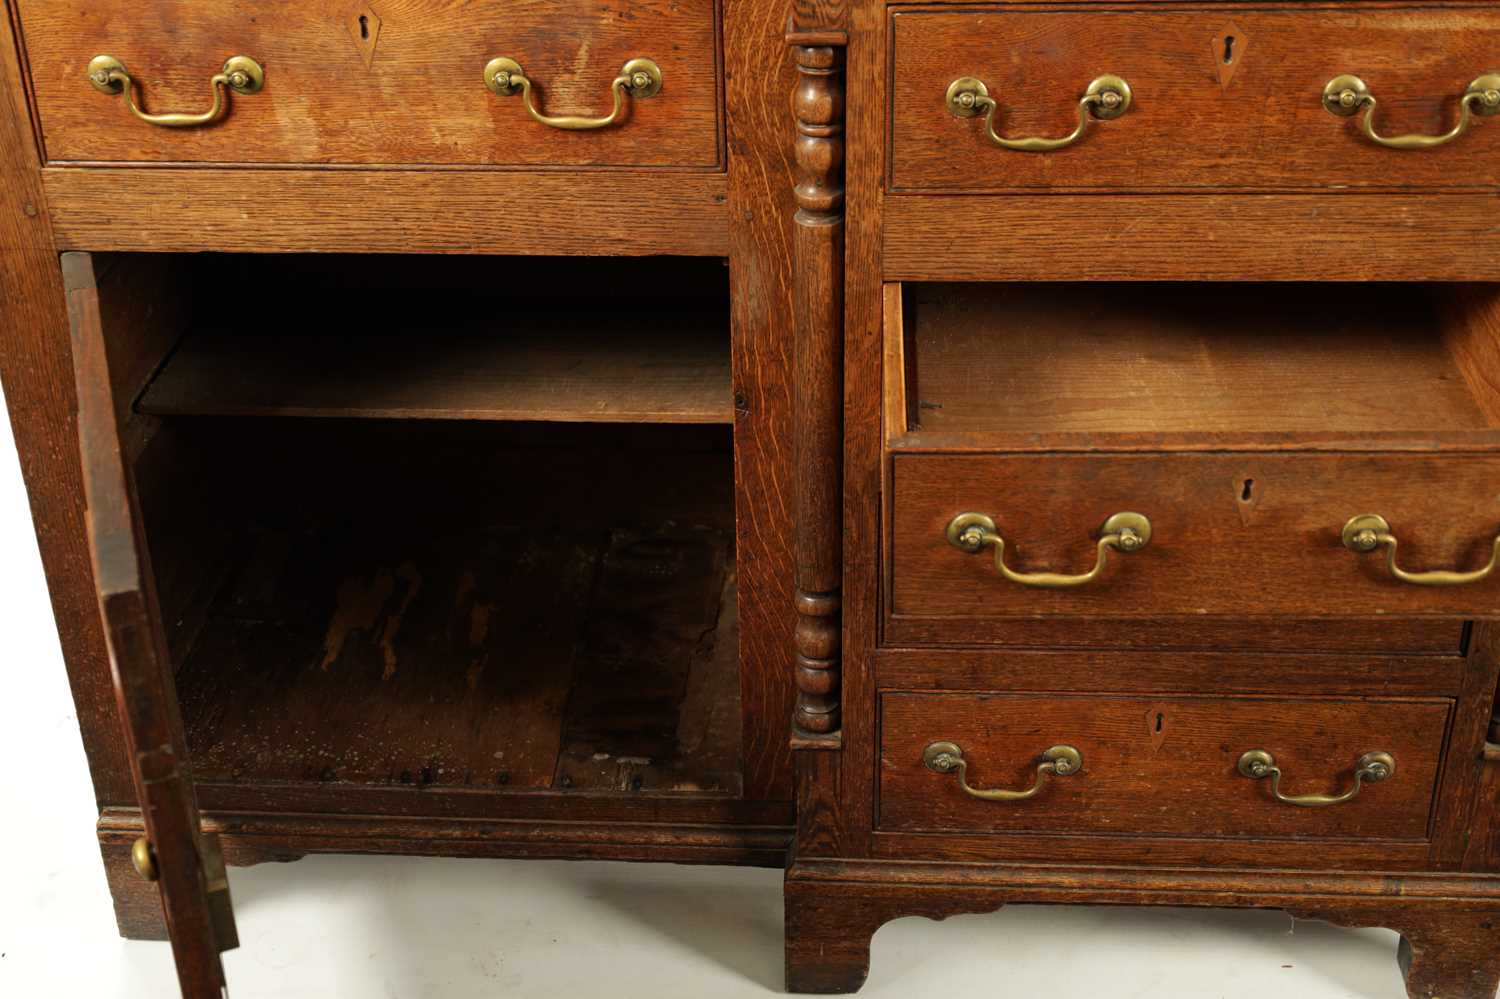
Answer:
1238;749;1396;807
924;741;1083;802
484;57;662;131
1342;514;1500;587
946;511;1151;589
947;73;1132;152
1323;73;1500;149
88;55;264;128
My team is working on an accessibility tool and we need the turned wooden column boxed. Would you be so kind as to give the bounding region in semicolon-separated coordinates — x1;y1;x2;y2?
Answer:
788;32;846;737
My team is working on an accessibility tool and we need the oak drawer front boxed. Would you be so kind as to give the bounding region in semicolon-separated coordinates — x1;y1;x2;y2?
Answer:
879;692;1450;839
890;7;1500;193
18;1;721;167
890;453;1500;621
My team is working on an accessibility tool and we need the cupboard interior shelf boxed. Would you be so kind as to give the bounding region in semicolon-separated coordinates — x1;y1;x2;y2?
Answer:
139;316;733;425
133;253;732;426
897;282;1500;440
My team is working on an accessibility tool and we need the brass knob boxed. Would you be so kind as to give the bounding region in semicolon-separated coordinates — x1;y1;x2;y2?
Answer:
131;836;159;881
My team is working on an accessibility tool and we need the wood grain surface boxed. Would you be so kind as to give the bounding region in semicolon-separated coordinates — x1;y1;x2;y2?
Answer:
140;319;733;424
879;691;1449;839
19;0;722;167
890;7;1500;192
883;193;1500;283
786;858;1500;996
42;168;729;256
724;0;803;800
66;250;235;997
0;2;135;811
902;282;1495;436
891;452;1500;619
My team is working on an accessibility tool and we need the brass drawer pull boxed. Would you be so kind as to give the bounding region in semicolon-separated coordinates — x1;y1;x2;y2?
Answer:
946;511;1151;589
87;55;264;128
1237;749;1396;807
484;57;662;131
924;741;1082;801
1322;73;1500;149
946;73;1132;152
1342;515;1500;587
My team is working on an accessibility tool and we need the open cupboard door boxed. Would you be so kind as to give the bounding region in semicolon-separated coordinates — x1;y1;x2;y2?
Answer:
63;252;237;998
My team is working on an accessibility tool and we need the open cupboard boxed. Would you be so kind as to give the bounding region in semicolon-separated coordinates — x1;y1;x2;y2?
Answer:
62;250;795;941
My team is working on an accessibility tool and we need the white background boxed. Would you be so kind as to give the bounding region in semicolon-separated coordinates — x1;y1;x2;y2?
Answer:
0;380;1410;998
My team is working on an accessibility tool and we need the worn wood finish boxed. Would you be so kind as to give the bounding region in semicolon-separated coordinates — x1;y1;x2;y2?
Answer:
796;0;1500;988
553;538;741;794
1442;286;1500;427
876;647;1469;697
786;859;1500;997
42;168;730;256
99;839;169;942
143;422;743;795
891;452;1500;620
890;7;1500;193
65;250;234;997
869;828;1438;870
723;0;799;802
19;0;722;168
0;0;134;813
140;318;733;425
885;616;1468;654
884;194;1500;283
901;282;1498;437
880;691;1450;839
97;808;791;882
790;35;846;737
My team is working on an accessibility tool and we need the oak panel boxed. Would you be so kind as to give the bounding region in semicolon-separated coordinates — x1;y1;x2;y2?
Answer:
41;168;729;255
19;0;722;167
882;194;1500;283
879;691;1450;839
891;452;1500;619
890;7;1500;192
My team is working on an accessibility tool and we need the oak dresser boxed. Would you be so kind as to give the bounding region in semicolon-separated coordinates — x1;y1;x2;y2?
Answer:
782;1;1500;997
3;0;1500;997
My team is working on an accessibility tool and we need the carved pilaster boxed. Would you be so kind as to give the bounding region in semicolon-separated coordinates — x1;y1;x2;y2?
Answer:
788;36;845;738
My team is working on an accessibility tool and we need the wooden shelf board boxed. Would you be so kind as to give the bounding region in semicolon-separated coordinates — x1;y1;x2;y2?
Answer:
139;314;733;424
907;283;1494;437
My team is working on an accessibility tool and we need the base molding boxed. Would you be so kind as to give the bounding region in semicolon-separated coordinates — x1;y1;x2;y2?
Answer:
785;858;1500;996
98;806;790;940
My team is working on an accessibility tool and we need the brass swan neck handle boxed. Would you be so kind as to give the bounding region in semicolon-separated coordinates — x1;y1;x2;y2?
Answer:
484;57;662;131
924;742;1083;802
947;511;1151;589
1323;73;1500;149
1342;515;1500;587
1238;749;1396;807
87;55;264;128
946;74;1133;152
